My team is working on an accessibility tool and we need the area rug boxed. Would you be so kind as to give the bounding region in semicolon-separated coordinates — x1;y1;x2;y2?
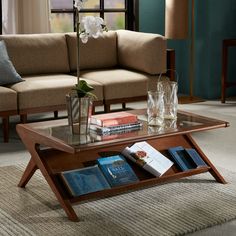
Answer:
1;165;236;236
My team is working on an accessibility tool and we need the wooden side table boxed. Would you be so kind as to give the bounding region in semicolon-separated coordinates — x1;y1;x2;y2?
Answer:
221;39;236;103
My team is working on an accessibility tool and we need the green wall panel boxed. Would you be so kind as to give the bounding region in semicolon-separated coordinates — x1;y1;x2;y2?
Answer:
139;0;236;99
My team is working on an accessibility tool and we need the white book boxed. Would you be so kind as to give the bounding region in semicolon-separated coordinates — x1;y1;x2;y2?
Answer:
121;141;174;177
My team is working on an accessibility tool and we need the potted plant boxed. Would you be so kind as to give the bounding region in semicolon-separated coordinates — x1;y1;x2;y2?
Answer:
66;0;107;135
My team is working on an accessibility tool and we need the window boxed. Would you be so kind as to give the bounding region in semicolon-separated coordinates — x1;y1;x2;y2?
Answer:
50;0;138;33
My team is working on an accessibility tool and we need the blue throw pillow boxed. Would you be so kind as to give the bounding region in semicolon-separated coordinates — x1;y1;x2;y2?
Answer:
0;40;23;85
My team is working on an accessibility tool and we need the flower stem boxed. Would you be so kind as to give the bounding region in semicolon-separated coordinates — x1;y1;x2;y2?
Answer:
76;9;80;85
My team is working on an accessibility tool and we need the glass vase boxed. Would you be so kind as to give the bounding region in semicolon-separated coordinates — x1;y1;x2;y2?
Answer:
66;92;93;135
157;78;178;120
147;91;164;127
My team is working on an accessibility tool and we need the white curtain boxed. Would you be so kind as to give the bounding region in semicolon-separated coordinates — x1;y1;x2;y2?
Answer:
2;0;51;34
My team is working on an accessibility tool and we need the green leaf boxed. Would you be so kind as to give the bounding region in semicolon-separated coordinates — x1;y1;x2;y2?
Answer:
73;80;95;98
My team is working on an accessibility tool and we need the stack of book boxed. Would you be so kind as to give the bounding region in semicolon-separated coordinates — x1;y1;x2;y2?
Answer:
90;111;142;135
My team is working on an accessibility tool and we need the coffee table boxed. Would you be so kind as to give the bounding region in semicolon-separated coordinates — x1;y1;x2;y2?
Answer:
16;109;229;221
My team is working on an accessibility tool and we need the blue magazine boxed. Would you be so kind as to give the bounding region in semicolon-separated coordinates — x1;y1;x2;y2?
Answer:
168;146;207;171
61;165;111;197
97;155;139;187
185;148;207;167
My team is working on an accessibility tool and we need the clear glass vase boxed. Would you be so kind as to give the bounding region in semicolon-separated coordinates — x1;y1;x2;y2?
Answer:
147;91;164;126
66;92;93;135
157;71;178;120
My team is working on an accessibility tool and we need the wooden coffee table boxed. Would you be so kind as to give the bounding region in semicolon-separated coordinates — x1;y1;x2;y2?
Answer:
16;109;229;221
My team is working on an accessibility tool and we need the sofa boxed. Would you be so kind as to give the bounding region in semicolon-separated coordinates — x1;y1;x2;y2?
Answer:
0;30;175;142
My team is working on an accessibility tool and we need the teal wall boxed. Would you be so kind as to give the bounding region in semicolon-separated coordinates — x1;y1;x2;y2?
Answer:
139;0;236;99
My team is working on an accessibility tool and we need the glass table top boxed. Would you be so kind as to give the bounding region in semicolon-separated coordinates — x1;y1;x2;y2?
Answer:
28;109;228;151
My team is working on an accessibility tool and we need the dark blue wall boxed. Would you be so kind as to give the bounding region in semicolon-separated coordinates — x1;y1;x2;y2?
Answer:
139;0;236;99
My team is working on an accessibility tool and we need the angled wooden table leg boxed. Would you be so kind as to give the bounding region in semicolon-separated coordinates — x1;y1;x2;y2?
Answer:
187;134;227;184
18;157;38;188
17;128;79;221
20;148;79;221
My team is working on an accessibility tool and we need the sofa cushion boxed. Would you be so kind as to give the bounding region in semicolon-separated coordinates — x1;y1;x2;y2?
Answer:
117;30;166;75
66;31;117;72
81;69;156;100
0;41;23;86
9;74;103;110
0;34;70;76
0;86;17;111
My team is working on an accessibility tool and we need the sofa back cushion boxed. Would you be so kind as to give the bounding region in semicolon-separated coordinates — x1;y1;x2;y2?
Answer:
0;34;70;76
66;31;117;72
117;30;167;75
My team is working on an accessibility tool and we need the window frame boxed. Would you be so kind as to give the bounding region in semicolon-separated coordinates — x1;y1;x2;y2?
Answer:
50;0;139;32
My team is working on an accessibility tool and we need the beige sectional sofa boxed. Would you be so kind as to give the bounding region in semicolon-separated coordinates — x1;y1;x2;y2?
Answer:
0;30;175;142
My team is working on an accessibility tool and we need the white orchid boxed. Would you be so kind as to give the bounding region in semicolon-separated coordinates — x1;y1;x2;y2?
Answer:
73;0;107;97
74;0;87;11
79;16;106;43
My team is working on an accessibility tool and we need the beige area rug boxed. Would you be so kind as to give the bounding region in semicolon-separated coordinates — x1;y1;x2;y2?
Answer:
1;165;236;236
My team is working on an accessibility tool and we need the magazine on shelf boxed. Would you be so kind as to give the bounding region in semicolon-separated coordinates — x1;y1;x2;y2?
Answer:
90;111;138;127
60;165;111;197
97;155;139;187
90;121;143;135
167;146;207;171
121;141;174;177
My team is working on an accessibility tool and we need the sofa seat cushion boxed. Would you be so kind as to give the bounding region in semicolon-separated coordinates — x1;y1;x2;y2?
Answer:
0;86;17;112
66;31;117;72
0;34;70;76
117;30;166;75
81;69;155;100
9;74;103;110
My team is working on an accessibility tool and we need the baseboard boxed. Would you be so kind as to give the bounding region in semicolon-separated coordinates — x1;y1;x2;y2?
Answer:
178;95;205;104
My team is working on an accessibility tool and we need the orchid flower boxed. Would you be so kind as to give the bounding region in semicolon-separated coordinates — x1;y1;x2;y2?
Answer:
74;0;87;11
79;16;106;43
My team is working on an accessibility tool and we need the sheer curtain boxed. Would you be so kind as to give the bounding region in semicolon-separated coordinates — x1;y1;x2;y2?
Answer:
2;0;51;34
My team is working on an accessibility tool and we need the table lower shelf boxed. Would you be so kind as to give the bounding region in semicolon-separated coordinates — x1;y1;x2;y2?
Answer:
53;165;211;204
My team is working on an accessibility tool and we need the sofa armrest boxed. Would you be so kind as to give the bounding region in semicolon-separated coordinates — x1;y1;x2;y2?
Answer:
117;30;167;75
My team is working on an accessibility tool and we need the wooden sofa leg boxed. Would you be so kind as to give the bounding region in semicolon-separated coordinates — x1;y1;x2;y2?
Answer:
54;111;58;119
2;116;9;143
20;114;27;124
92;105;95;115
122;103;126;109
104;104;110;113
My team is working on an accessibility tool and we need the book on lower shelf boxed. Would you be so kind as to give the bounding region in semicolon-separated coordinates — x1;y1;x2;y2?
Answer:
60;165;111;197
167;146;207;171
97;155;139;187
90;111;138;127
121;141;174;177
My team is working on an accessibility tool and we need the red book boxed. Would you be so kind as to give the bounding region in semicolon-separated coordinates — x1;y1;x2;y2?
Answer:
90;111;138;127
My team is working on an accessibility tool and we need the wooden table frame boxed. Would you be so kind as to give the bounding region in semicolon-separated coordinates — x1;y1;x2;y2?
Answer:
16;111;228;221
